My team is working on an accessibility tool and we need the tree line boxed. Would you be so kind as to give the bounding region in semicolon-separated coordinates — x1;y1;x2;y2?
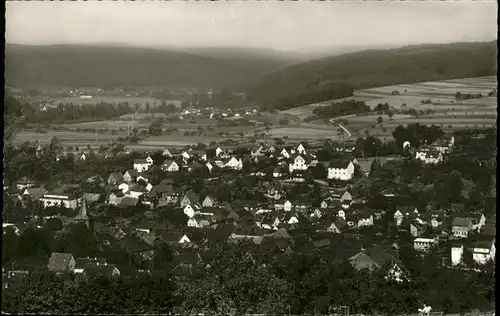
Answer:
2;241;495;315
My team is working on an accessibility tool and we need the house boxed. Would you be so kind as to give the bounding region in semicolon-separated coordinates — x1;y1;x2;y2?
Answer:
181;150;191;160
108;190;125;206
415;147;443;164
469;213;487;231
107;173;124;185
180;192;200;208
15;177;35;191
123;169;139;183
162;148;173;157
288;155;309;173
74;257;107;274
393;210;405;226
279;148;290;159
357;211;374;227
451;217;473;238
118;197;139;208
187;215;211;228
451;243;464;266
40;193;81;209
128;184;148;199
133;159;152;173
283;200;293;212
296;143;306;155
472;239;496;265
272;167;283;178
327;160;355;181
251;145;264;158
410;222;426;237
202;196;217;208
118;183;130;195
215;147;224;157
3;223;21;235
162;160;179;172
413;238;438;252
83;263;121;278
349;246;406;282
21;187;47;202
225;157;243;170
326;219;347;234
47;253;76;273
183;204;199;218
135;221;156;234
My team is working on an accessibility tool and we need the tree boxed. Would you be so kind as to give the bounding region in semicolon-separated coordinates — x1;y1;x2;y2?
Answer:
386;110;394;120
148;121;163;136
447;170;463;202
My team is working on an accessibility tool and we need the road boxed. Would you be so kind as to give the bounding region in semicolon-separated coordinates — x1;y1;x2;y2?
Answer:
329;119;352;139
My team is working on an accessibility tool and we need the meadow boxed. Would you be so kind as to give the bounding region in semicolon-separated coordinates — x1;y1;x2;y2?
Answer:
11;131;120;149
266;126;340;140
280;76;497;139
40;96;163;109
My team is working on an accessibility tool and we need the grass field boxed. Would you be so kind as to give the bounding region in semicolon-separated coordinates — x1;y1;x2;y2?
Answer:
266;126;340;140
280;76;496;139
12;131;120;148
39;96;163;109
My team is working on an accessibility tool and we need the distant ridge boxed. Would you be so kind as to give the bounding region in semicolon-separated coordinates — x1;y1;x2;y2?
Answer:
249;41;497;110
4;43;299;89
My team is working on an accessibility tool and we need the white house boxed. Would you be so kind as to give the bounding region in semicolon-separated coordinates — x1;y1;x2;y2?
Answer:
187;218;199;228
162;160;179;172
181;151;191;160
205;161;214;173
40;193;81;209
289;155;309;173
225;157;243;170
416;148;443;164
283;200;293;212
327;161;355;181
183;204;200;218
413;238;438;252
393;210;405;226
162;148;173;157
128;185;147;199
451;243;464;266
279;148;290;159
472;239;496;265
296;143;306;155
133;159;152;173
215;147;224;157
118;183;130;195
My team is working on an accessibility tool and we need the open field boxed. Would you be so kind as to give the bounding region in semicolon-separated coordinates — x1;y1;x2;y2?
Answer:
280;76;496;139
282;76;496;120
39;96;163;109
266;126;341;140
11;131;121;147
56;120;147;130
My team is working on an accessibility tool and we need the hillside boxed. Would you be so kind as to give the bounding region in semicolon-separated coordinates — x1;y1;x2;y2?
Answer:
250;41;498;110
4;44;293;89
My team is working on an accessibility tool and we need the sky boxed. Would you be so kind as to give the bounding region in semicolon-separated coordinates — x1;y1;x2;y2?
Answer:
5;1;498;51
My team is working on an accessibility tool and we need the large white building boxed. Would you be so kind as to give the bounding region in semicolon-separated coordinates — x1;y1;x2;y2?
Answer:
327;160;355;181
413;238;438;252
451;243;464;266
472;239;496;265
40;193;82;209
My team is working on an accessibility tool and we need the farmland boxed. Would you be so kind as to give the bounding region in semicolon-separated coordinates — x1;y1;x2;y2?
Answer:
38;96;162;109
10;76;496;148
281;76;497;139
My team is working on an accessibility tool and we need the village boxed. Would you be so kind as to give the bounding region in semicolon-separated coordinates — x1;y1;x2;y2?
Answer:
3;125;496;291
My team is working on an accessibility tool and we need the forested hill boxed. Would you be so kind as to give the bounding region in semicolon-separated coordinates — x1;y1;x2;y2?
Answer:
249;41;498;111
4;44;294;89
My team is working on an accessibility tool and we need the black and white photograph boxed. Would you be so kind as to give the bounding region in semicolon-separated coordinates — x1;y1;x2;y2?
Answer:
3;0;497;315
